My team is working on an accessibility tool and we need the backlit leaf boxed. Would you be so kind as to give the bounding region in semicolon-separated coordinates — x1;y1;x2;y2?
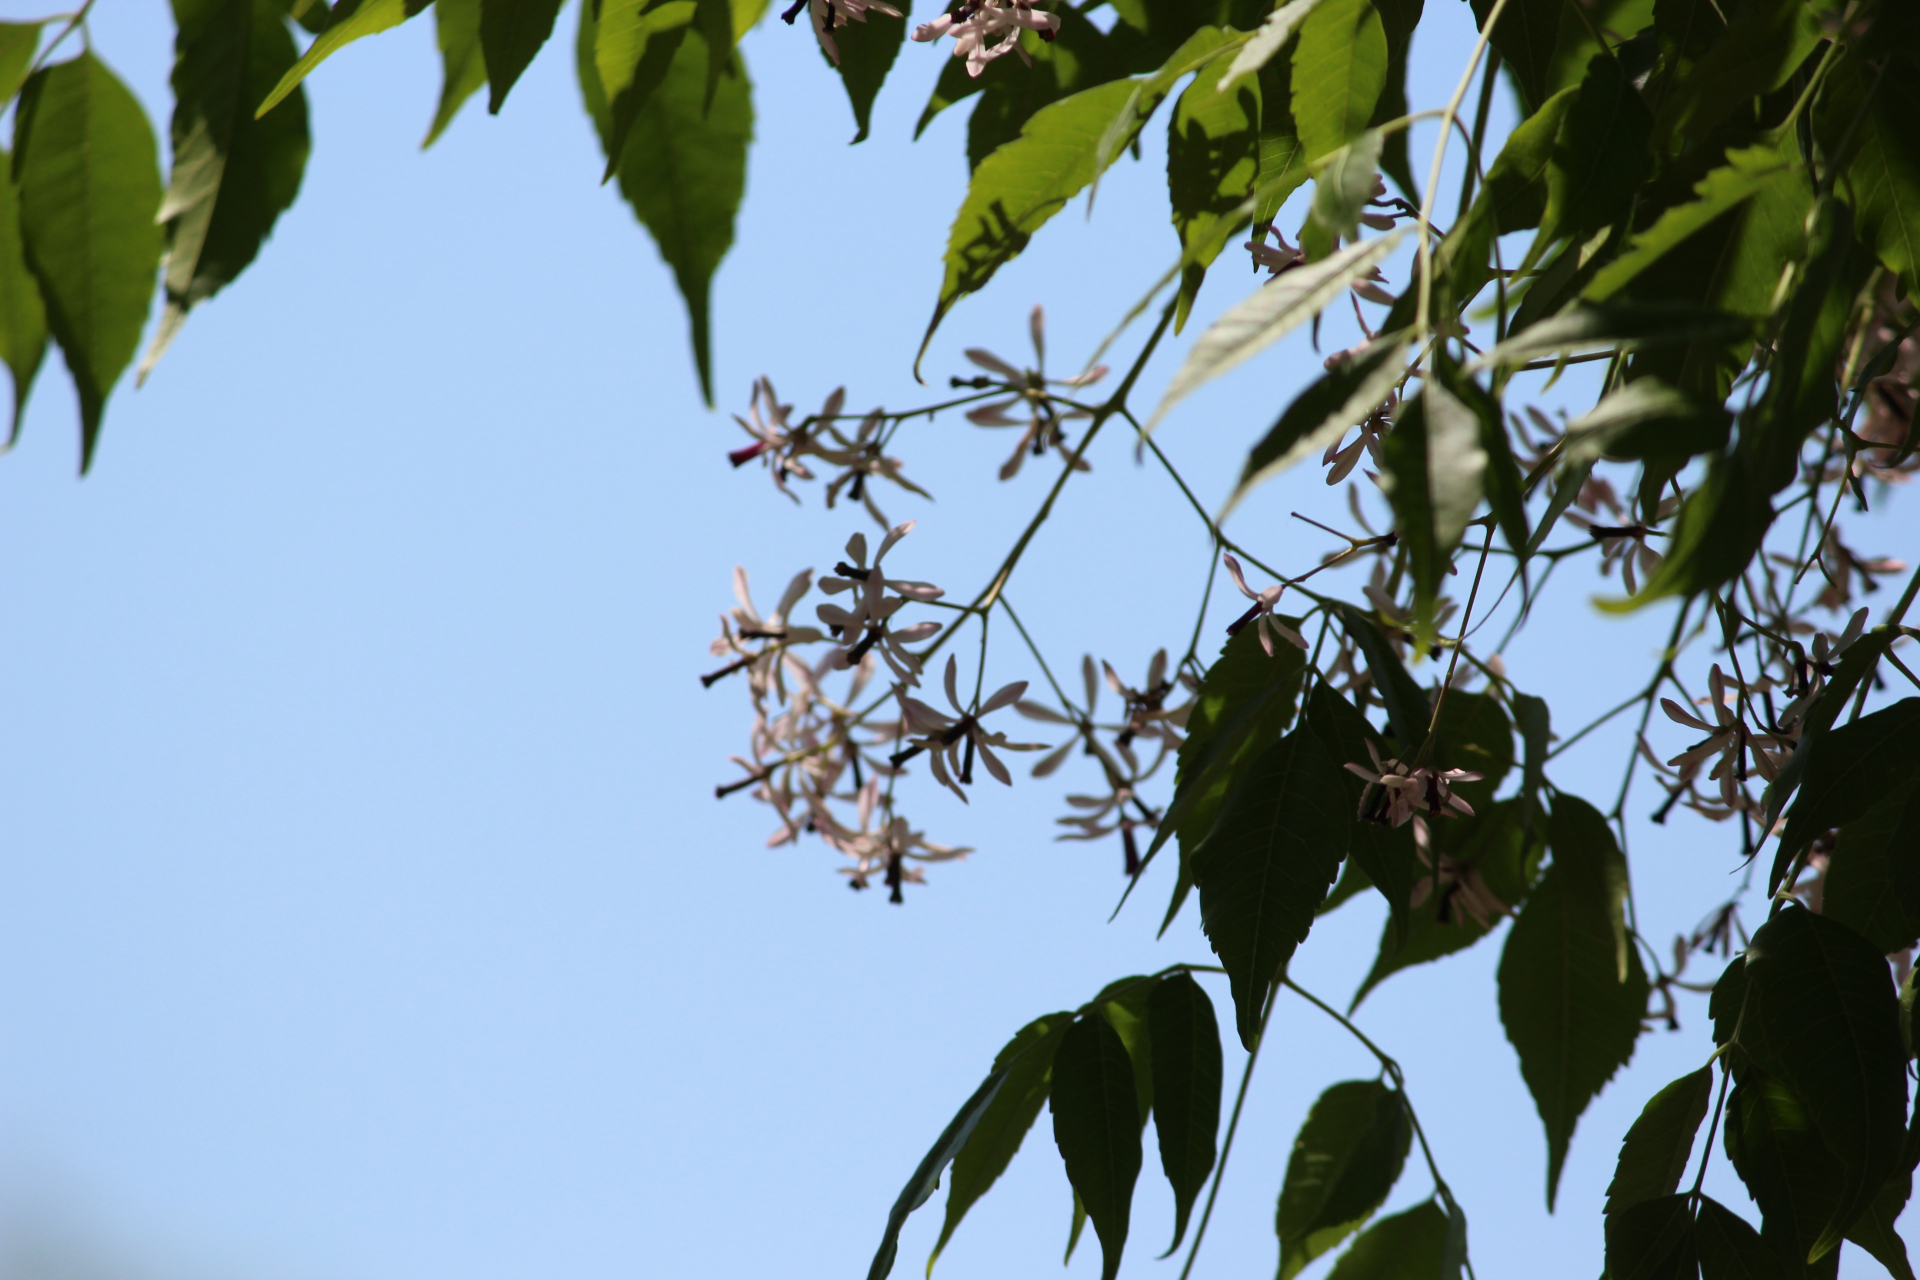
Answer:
1694;1196;1785;1280
0;148;46;446
867;1067;1012;1280
1823;777;1920;957
1722;1068;1843;1268
1224;335;1406;514
1469;0;1558;112
1276;1080;1412;1279
1167;57;1262;328
0;22;41;106
1605;1066;1714;1215
256;0;429;118
1381;376;1486;629
480;0;564;112
1605;1193;1697;1280
1288;0;1385;163
423;0;486;146
827;0;907;144
1322;1200;1450;1280
1147;973;1222;1254
594;0;696;178
1303;680;1417;944
1775;698;1920;896
1650;0;1820;157
1820;54;1920;296
1051;1014;1144;1280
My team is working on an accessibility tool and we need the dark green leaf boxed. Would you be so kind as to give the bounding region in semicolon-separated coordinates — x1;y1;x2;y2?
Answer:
1225;336;1406;513
1276;1080;1412;1279
1775;698;1920;896
1147;973;1222;1254
1710;955;1747;1048
1470;0;1558;112
1288;0;1385;163
1514;693;1550;830
143;0;310;383
1192;725;1350;1047
1333;602;1430;751
1051;1014;1144;1280
1304;680;1418;943
1762;630;1895;826
1322;1200;1450;1280
1560;379;1733;465
825;0;906;144
1252;42;1311;227
1092;974;1156;1128
1470;303;1750;373
1498;795;1648;1208
1820;54;1920;296
1430;689;1515;814
1382;378;1487;632
480;0;563;112
1437;363;1529;559
866;1066;1011;1280
256;0;430;118
1364;0;1418;196
424;0;486;147
1845;1163;1917;1280
1694;1196;1785;1280
1742;905;1909;1258
0;22;40;106
1650;0;1820;157
1167;58;1262;328
1606;1067;1715;1215
1605;1193;1698;1280
1529;53;1651;269
1723;1068;1844;1269
1600;452;1771;611
1822;777;1920;957
0;147;46;447
14;52;163;472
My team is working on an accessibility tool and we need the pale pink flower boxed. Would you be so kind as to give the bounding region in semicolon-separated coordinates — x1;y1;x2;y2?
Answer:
893;656;1044;801
1222;553;1307;657
1344;741;1482;827
912;0;1059;77
1661;665;1789;810
784;0;905;65
962;305;1106;480
1406;815;1507;927
816;521;944;684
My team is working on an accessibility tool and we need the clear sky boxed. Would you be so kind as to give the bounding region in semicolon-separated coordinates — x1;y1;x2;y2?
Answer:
2;4;1916;1280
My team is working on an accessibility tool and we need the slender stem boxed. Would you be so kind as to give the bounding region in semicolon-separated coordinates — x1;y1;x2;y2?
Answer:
1415;0;1511;345
25;1;92;78
1177;982;1277;1280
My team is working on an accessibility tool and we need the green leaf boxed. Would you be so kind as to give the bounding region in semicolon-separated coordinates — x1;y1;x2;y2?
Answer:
929;1011;1075;1273
1598;452;1771;612
1224;335;1406;514
143;0;311;384
1775;699;1920;896
1146;227;1406;430
1276;1080;1412;1279
1823;777;1920;957
1364;0;1419;197
1820;54;1920;297
1303;679;1418;943
1649;0;1821;157
1763;630;1896;826
0;22;41;106
1559;378;1733;466
1051;1014;1144;1280
1694;1196;1786;1280
1167;56;1262;328
1214;0;1324;94
1092;975;1156;1128
1192;725;1350;1048
256;0;429;118
581;6;751;405
1605;1066;1715;1215
1469;0;1559;113
1468;302;1750;372
1252;48;1310;228
1606;1193;1698;1280
0;148;47;447
1513;693;1550;830
1498;795;1648;1208
480;0;564;113
867;1066;1012;1280
1381;378;1487;630
424;0;486;147
1322;1200;1450;1280
1845;1162;1917;1280
1722;1068;1844;1269
592;0;696;179
1147;973;1222;1254
1436;363;1529;559
1332;602;1429;751
1288;0;1385;163
1742;905;1909;1259
1307;127;1384;242
1530;53;1651;269
13;52;163;473
825;0;907;144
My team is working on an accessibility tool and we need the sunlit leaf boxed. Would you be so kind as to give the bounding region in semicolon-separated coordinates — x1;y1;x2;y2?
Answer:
1051;1014;1144;1280
1307;127;1383;242
1167;56;1262;328
424;0;486;146
256;0;430;118
1288;0;1385;163
1584;146;1798;304
0;148;46;446
827;0;907;144
1214;0;1322;93
1276;1080;1412;1279
593;0;696;177
1381;376;1486;629
0;22;41;106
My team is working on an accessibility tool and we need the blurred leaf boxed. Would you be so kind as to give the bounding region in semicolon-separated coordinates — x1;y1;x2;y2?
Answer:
1584;146;1798;304
1469;0;1559;112
1214;0;1322;93
1822;777;1920;957
593;0;696;177
480;0;564;112
1819;54;1920;297
1693;1196;1785;1280
1147;973;1222;1254
1192;726;1350;1047
256;0;430;118
1498;795;1647;1208
1147;227;1406;429
0;148;46;446
1530;53;1651;268
1051;1014;1144;1280
1323;1200;1450;1280
1436;359;1528;558
1167;57;1262;328
1470;302;1750;372
424;0;486;146
1224;335;1405;514
1364;0;1418;195
1723;1068;1844;1269
1288;0;1385;163
1276;1080;1412;1279
1513;693;1549;829
14;52;163;472
1605;1193;1697;1280
1742;906;1909;1258
827;0;907;144
1382;378;1486;629
1560;379;1732;466
928;1011;1074;1273
1775;698;1920;896
866;1066;1011;1280
143;0;310;384
1650;0;1820;157
1762;630;1895;826
1304;680;1417;943
1430;689;1515;813
1307;127;1383;242
0;22;40;106
1605;1066;1714;1215
1332;602;1429;751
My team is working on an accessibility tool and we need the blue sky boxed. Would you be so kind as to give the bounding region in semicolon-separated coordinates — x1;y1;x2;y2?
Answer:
2;4;1917;1280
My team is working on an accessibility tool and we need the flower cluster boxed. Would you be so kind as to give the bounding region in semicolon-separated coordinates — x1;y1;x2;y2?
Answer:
959;306;1108;480
729;378;928;529
911;0;1060;76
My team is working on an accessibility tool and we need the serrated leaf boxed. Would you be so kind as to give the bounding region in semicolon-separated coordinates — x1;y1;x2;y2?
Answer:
1606;1193;1698;1280
826;0;906;144
1598;452;1771;611
1215;0;1323;92
1167;57;1262;328
480;0;564;113
1823;777;1920;957
1147;973;1221;1254
1762;630;1895;826
1722;1068;1844;1269
14;52;163;473
1304;680;1418;944
1276;1080;1412;1279
1092;974;1156;1128
1363;0;1419;197
1742;905;1909;1259
1820;54;1920;297
1584;147;1798;303
1694;1196;1785;1280
1381;377;1486;629
1323;1200;1450;1280
1224;335;1405;514
1606;1066;1714;1215
424;0;486;146
1775;698;1920;896
1332;602;1429;750
1051;1014;1144;1280
1307;127;1383;242
1192;725;1350;1048
1498;795;1648;1209
1288;0;1385;163
1091;26;1243;205
867;1066;1011;1280
1845;1162;1917;1280
593;0;696;177
928;1011;1074;1274
1146;227;1406;430
142;0;310;384
1437;363;1529;558
256;0;428;118
0;148;46;447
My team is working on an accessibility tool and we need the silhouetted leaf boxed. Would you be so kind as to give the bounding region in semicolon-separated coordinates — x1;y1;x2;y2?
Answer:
1469;303;1749;371
1225;336;1406;514
1304;680;1417;943
1323;1200;1450;1280
1332;602;1429;751
1382;378;1486;630
1147;973;1222;1254
1824;778;1920;956
1606;1067;1715;1215
1819;54;1920;296
1694;1196;1785;1280
1723;1068;1843;1269
424;0;486;146
1605;1193;1697;1280
1763;630;1895;826
1845;1162;1917;1280
1775;699;1920;896
1560;379;1732;466
1514;693;1550;830
1531;53;1650;264
479;0;564;112
827;0;906;144
867;1066;1012;1280
1650;0;1820;157
1276;1080;1412;1278
1052;1014;1144;1280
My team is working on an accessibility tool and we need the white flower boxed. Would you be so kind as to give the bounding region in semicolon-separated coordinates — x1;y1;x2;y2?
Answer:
816;521;944;684
1222;553;1307;657
962;305;1106;480
815;406;932;529
893;656;1044;801
1344;741;1482;827
784;0;905;65
912;0;1060;77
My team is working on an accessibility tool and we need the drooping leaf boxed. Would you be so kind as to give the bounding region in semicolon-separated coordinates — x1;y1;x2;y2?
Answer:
0;23;40;106
1381;377;1487;631
1584;146;1799;304
1192;725;1351;1047
1276;1080;1412;1279
1762;630;1896;826
1742;905;1909;1259
1774;698;1920;896
424;0;487;146
1363;0;1418;196
1224;335;1406;514
1606;1066;1715;1215
1147;227;1405;429
1605;1193;1697;1280
867;1067;1012;1280
1303;679;1417;943
1599;452;1771;611
1051;1014;1144;1280
1288;0;1385;163
593;0;696;178
1559;378;1733;466
1322;1200;1450;1280
1214;0;1323;93
1498;795;1648;1208
1332;602;1429;752
929;1011;1075;1273
1722;1068;1844;1269
1820;54;1920;296
143;0;310;383
1823;777;1920;957
826;0;907;144
480;0;565;113
1469;0;1559;111
1649;0;1820;157
256;0;430;118
0;147;46;447
13;52;163;472
1167;56;1262;327
1436;362;1528;558
1147;973;1222;1254
1306;127;1384;243
1693;1196;1786;1280
1429;689;1515;814
1092;974;1156;1128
